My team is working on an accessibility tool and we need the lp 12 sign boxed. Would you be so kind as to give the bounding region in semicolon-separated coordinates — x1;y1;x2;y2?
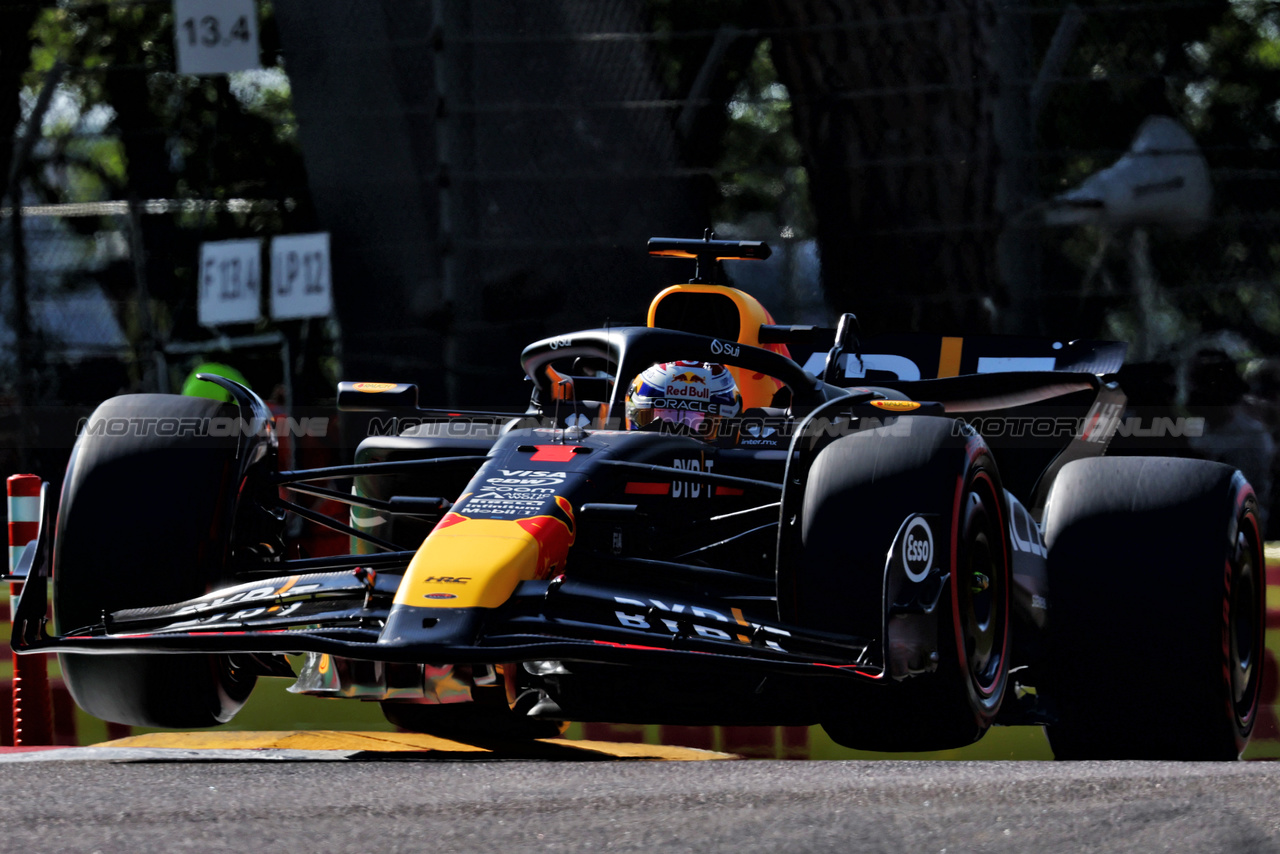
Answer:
270;233;332;320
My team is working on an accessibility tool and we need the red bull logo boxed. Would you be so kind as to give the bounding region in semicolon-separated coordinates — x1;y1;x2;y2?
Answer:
665;372;712;400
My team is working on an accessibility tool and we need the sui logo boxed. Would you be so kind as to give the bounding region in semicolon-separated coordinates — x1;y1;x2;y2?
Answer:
710;339;740;357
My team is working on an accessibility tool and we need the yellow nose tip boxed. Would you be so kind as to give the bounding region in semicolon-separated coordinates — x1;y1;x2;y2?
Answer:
395;518;543;609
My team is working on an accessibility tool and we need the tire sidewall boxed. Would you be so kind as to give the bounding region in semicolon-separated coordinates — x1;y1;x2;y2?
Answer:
794;417;1012;749
949;458;1011;726
1041;456;1265;760
1224;475;1265;751
53;394;257;728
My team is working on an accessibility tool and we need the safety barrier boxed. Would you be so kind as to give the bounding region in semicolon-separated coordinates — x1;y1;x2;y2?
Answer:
7;475;52;746
0;678;78;747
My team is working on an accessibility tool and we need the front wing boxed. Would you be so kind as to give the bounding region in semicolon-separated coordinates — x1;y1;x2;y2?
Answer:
12;567;885;682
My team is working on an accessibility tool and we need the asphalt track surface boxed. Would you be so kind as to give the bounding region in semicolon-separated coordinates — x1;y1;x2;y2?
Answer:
1;749;1278;853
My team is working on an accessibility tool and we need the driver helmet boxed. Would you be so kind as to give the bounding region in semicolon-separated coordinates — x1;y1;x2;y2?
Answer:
625;361;742;440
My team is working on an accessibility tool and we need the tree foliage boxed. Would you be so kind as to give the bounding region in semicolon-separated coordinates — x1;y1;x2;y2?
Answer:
1033;0;1280;356
652;0;1280;352
17;0;314;345
10;0;1280;365
645;2;813;238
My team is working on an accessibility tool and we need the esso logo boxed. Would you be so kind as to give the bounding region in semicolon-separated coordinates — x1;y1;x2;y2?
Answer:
902;516;934;582
424;592;457;600
548;336;573;350
710;339;740;357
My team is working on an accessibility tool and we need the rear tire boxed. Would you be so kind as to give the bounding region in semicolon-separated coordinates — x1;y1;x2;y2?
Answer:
789;417;1012;752
1041;456;1264;760
54;394;259;728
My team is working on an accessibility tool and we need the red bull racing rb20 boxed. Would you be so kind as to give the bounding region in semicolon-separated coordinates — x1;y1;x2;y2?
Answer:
9;236;1266;759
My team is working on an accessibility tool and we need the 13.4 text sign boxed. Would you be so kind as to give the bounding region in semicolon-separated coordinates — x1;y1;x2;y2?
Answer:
174;0;261;75
271;233;333;320
198;238;262;325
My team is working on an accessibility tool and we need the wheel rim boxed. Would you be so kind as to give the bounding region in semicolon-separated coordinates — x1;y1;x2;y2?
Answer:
959;475;1006;699
1229;522;1262;729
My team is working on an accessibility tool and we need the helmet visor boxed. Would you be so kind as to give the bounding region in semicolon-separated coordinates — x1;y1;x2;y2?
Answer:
652;408;708;432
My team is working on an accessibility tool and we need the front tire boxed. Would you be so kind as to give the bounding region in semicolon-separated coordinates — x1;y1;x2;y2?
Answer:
1041;456;1265;760
54;394;260;728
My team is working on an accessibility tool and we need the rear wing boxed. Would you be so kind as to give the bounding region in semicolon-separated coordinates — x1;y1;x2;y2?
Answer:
758;327;1127;383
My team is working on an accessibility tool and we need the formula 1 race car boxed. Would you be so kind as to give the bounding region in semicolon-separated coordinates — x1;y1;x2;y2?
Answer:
9;236;1266;760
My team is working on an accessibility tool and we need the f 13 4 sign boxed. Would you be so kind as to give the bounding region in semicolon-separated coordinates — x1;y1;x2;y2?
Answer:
198;233;332;325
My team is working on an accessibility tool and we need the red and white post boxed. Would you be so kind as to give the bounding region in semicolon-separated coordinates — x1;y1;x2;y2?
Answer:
8;474;52;745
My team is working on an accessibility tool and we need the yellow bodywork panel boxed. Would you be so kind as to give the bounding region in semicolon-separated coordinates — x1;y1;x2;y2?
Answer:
394;516;547;609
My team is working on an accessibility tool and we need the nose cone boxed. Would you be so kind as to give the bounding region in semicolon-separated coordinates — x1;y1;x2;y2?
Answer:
394;517;541;609
393;504;575;610
379;604;485;649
